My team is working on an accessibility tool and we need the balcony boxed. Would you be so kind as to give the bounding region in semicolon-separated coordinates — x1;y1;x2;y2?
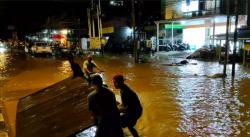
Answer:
182;7;220;18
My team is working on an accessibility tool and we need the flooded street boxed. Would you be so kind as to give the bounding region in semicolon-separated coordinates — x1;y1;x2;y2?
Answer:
1;50;250;137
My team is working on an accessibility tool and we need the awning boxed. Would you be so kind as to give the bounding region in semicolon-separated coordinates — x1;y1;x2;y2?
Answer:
52;34;66;40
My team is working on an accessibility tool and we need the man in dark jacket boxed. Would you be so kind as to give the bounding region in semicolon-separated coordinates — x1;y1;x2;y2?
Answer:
68;55;85;79
88;75;124;137
113;75;143;137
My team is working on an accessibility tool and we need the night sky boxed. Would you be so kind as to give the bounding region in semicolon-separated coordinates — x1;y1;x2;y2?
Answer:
0;0;91;33
0;0;161;38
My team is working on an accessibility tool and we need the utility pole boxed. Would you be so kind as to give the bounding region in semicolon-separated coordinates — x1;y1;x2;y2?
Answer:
87;8;92;38
156;22;159;52
212;0;217;47
97;5;101;45
232;0;239;77
138;0;143;40
131;0;138;63
223;0;230;77
91;0;95;38
98;0;103;37
87;0;103;53
247;0;250;26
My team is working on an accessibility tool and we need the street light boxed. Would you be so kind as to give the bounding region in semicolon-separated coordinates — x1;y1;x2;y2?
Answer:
110;1;114;5
60;29;68;35
126;27;133;36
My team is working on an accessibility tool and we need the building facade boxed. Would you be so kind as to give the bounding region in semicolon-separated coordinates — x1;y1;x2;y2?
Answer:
162;0;247;20
157;0;248;51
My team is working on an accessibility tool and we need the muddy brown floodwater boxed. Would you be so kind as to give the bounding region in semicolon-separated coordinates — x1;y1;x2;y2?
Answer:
1;51;250;137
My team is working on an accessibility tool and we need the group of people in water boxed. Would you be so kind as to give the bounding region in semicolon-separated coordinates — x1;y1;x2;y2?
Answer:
68;55;143;137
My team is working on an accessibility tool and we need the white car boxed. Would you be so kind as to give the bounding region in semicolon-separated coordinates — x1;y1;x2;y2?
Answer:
31;42;52;55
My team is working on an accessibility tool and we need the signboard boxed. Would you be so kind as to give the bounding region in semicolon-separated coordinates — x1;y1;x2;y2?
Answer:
146;40;152;49
239;15;247;26
165;6;173;19
90;37;101;49
244;42;250;51
102;27;114;34
165;24;184;29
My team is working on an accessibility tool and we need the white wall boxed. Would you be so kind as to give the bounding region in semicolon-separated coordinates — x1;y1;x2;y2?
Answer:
183;27;206;50
81;38;88;50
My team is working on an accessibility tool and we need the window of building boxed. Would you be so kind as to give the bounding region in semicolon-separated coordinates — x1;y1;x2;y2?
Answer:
181;0;199;12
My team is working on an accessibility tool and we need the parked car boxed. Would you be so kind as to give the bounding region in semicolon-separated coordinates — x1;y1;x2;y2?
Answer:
31;42;53;55
60;47;70;54
58;44;71;56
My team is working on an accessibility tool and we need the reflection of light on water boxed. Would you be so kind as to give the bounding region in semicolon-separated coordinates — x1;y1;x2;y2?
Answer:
1;52;250;136
0;51;8;101
75;126;96;137
127;62;133;68
58;60;72;77
0;53;8;74
176;78;242;136
178;61;224;77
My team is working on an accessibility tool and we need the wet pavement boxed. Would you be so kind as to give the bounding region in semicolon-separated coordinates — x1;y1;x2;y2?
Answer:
1;49;250;137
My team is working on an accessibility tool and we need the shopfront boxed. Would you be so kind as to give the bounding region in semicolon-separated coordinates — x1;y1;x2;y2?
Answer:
155;15;247;51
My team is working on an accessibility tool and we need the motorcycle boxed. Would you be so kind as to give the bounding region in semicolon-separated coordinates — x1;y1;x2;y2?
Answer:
89;71;108;87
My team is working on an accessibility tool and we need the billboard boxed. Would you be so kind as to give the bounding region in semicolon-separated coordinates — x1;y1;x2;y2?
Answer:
90;37;101;49
102;27;114;34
